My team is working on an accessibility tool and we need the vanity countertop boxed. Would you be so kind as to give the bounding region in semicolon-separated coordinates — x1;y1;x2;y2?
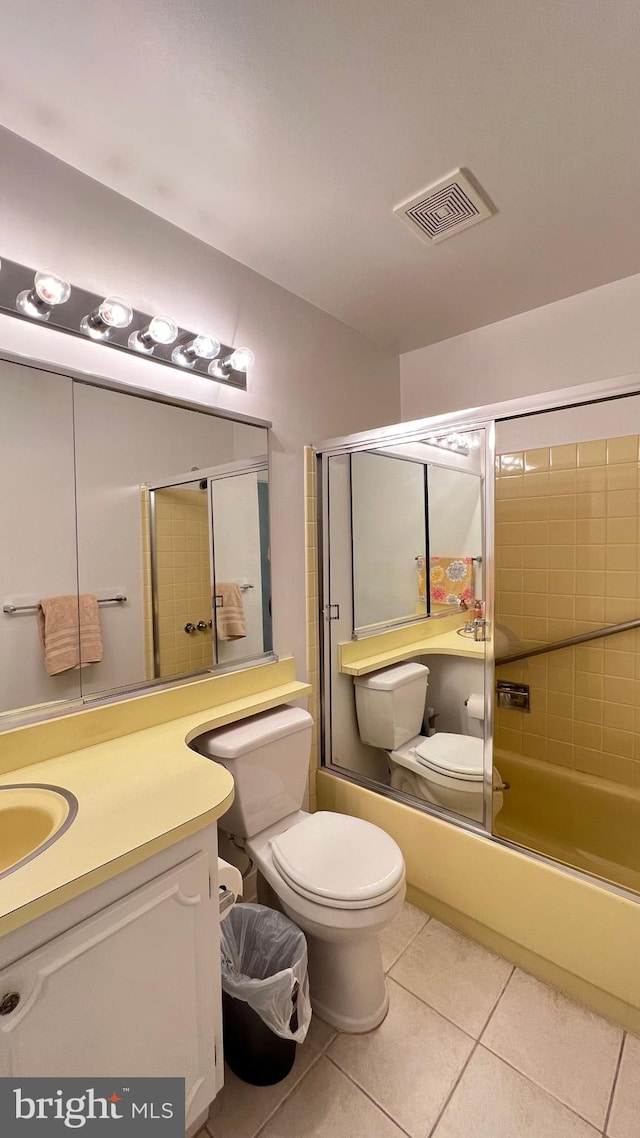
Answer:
339;622;485;676
0;660;310;937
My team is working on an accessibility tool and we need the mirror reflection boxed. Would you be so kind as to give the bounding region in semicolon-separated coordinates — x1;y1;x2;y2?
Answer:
0;357;271;723
323;429;489;827
351;440;483;634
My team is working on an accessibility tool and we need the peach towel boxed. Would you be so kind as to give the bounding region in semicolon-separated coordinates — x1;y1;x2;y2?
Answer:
38;594;104;676
215;583;247;641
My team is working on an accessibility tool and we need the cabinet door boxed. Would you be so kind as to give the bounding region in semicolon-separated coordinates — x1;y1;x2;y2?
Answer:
0;853;217;1124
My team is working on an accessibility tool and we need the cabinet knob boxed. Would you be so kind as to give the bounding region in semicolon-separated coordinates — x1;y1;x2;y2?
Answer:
0;992;20;1015
197;621;208;631
184;623;197;634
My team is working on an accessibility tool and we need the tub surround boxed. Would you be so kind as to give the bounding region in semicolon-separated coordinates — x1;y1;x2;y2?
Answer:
0;658;310;937
317;770;640;1034
339;612;484;676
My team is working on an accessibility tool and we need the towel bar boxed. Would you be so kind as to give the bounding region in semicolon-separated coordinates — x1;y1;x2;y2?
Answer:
3;595;127;614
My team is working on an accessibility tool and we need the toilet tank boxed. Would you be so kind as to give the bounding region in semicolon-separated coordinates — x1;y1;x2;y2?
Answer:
354;663;429;750
190;706;312;838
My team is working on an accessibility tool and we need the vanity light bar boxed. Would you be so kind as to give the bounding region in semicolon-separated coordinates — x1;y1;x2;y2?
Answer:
0;257;254;391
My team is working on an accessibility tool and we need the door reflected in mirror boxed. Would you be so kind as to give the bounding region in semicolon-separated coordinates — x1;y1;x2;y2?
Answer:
0;356;272;725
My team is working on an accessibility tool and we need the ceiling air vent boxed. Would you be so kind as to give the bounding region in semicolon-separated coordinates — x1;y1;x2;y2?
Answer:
394;168;495;245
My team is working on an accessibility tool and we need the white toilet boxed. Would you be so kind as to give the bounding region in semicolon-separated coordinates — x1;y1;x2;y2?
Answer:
192;706;406;1033
354;662;504;823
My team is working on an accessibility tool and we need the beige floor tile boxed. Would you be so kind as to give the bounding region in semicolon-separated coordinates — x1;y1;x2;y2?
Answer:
305;1013;337;1052
607;1033;640;1137
379;901;429;971
258;1056;406;1138
389;918;512;1036
433;1046;599;1138
329;977;474;1137
482;969;622;1128
208;1014;329;1138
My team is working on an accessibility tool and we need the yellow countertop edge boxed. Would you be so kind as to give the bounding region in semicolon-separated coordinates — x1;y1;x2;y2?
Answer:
340;629;484;676
0;658;306;774
0;673;311;939
0;797;233;940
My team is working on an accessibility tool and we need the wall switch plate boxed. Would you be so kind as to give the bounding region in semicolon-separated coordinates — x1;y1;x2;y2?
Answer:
496;681;530;712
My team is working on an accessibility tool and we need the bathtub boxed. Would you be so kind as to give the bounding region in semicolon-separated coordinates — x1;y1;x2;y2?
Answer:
493;748;640;896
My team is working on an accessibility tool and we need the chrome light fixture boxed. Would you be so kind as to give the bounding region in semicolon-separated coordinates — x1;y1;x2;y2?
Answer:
16;270;71;321
80;296;133;340
129;314;179;354
0;256;251;389
208;346;255;379
172;333;221;368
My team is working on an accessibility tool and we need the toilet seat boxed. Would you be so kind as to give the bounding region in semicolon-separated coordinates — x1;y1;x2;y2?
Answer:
270;811;405;910
391;734;485;794
414;734;484;782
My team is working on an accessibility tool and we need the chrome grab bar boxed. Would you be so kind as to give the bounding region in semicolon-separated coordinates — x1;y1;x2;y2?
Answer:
496;616;640;667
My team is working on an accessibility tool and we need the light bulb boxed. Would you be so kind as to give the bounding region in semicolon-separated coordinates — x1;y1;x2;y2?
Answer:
228;347;254;372
171;333;221;368
16;269;71;321
208;345;255;378
80;295;133;340
129;315;178;353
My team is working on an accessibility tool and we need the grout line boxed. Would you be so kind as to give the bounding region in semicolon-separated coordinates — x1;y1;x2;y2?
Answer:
324;1054;413;1137
210;1043;325;1138
477;963;516;1042
386;973;477;1044
602;1030;626;1137
474;1044;604;1130
251;1047;326;1138
425;966;516;1138
427;1040;480;1138
384;912;431;974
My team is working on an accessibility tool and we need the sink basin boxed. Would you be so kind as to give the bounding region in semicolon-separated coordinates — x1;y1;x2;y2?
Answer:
0;784;78;880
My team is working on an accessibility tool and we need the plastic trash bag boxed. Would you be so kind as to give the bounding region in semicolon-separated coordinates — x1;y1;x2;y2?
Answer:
220;904;311;1043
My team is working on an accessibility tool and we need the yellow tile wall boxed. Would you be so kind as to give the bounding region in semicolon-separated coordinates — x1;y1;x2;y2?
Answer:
153;488;214;680
495;435;640;790
304;447;320;812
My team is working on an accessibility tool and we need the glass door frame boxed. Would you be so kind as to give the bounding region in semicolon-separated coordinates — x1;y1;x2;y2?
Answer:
314;369;640;883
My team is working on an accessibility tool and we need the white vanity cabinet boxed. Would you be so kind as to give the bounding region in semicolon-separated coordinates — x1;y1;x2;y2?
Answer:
0;828;223;1133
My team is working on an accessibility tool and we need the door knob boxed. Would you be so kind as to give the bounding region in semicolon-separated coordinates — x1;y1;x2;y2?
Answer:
0;992;20;1015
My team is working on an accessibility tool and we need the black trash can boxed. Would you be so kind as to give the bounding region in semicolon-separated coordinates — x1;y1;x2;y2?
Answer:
220;904;310;1086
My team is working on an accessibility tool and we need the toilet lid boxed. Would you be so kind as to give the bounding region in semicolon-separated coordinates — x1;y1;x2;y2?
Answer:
270;812;404;905
414;734;484;781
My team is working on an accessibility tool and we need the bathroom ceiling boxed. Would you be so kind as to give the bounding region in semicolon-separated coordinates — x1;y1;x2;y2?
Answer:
1;1;640;352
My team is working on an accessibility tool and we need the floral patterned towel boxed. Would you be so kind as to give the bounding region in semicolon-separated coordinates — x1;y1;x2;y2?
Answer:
429;556;473;606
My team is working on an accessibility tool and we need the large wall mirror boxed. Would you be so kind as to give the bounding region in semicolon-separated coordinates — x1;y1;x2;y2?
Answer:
319;428;490;829
0;356;271;727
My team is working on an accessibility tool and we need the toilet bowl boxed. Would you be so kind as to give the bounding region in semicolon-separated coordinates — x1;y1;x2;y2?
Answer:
354;662;504;823
390;732;503;822
191;706;405;1033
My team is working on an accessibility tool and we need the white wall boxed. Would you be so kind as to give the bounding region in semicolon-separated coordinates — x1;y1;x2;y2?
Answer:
0;126;400;680
428;466;482;560
400;273;640;421
0;362;80;714
211;472;264;664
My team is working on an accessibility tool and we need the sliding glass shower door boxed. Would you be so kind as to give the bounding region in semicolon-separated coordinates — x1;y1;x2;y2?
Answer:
492;394;640;894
